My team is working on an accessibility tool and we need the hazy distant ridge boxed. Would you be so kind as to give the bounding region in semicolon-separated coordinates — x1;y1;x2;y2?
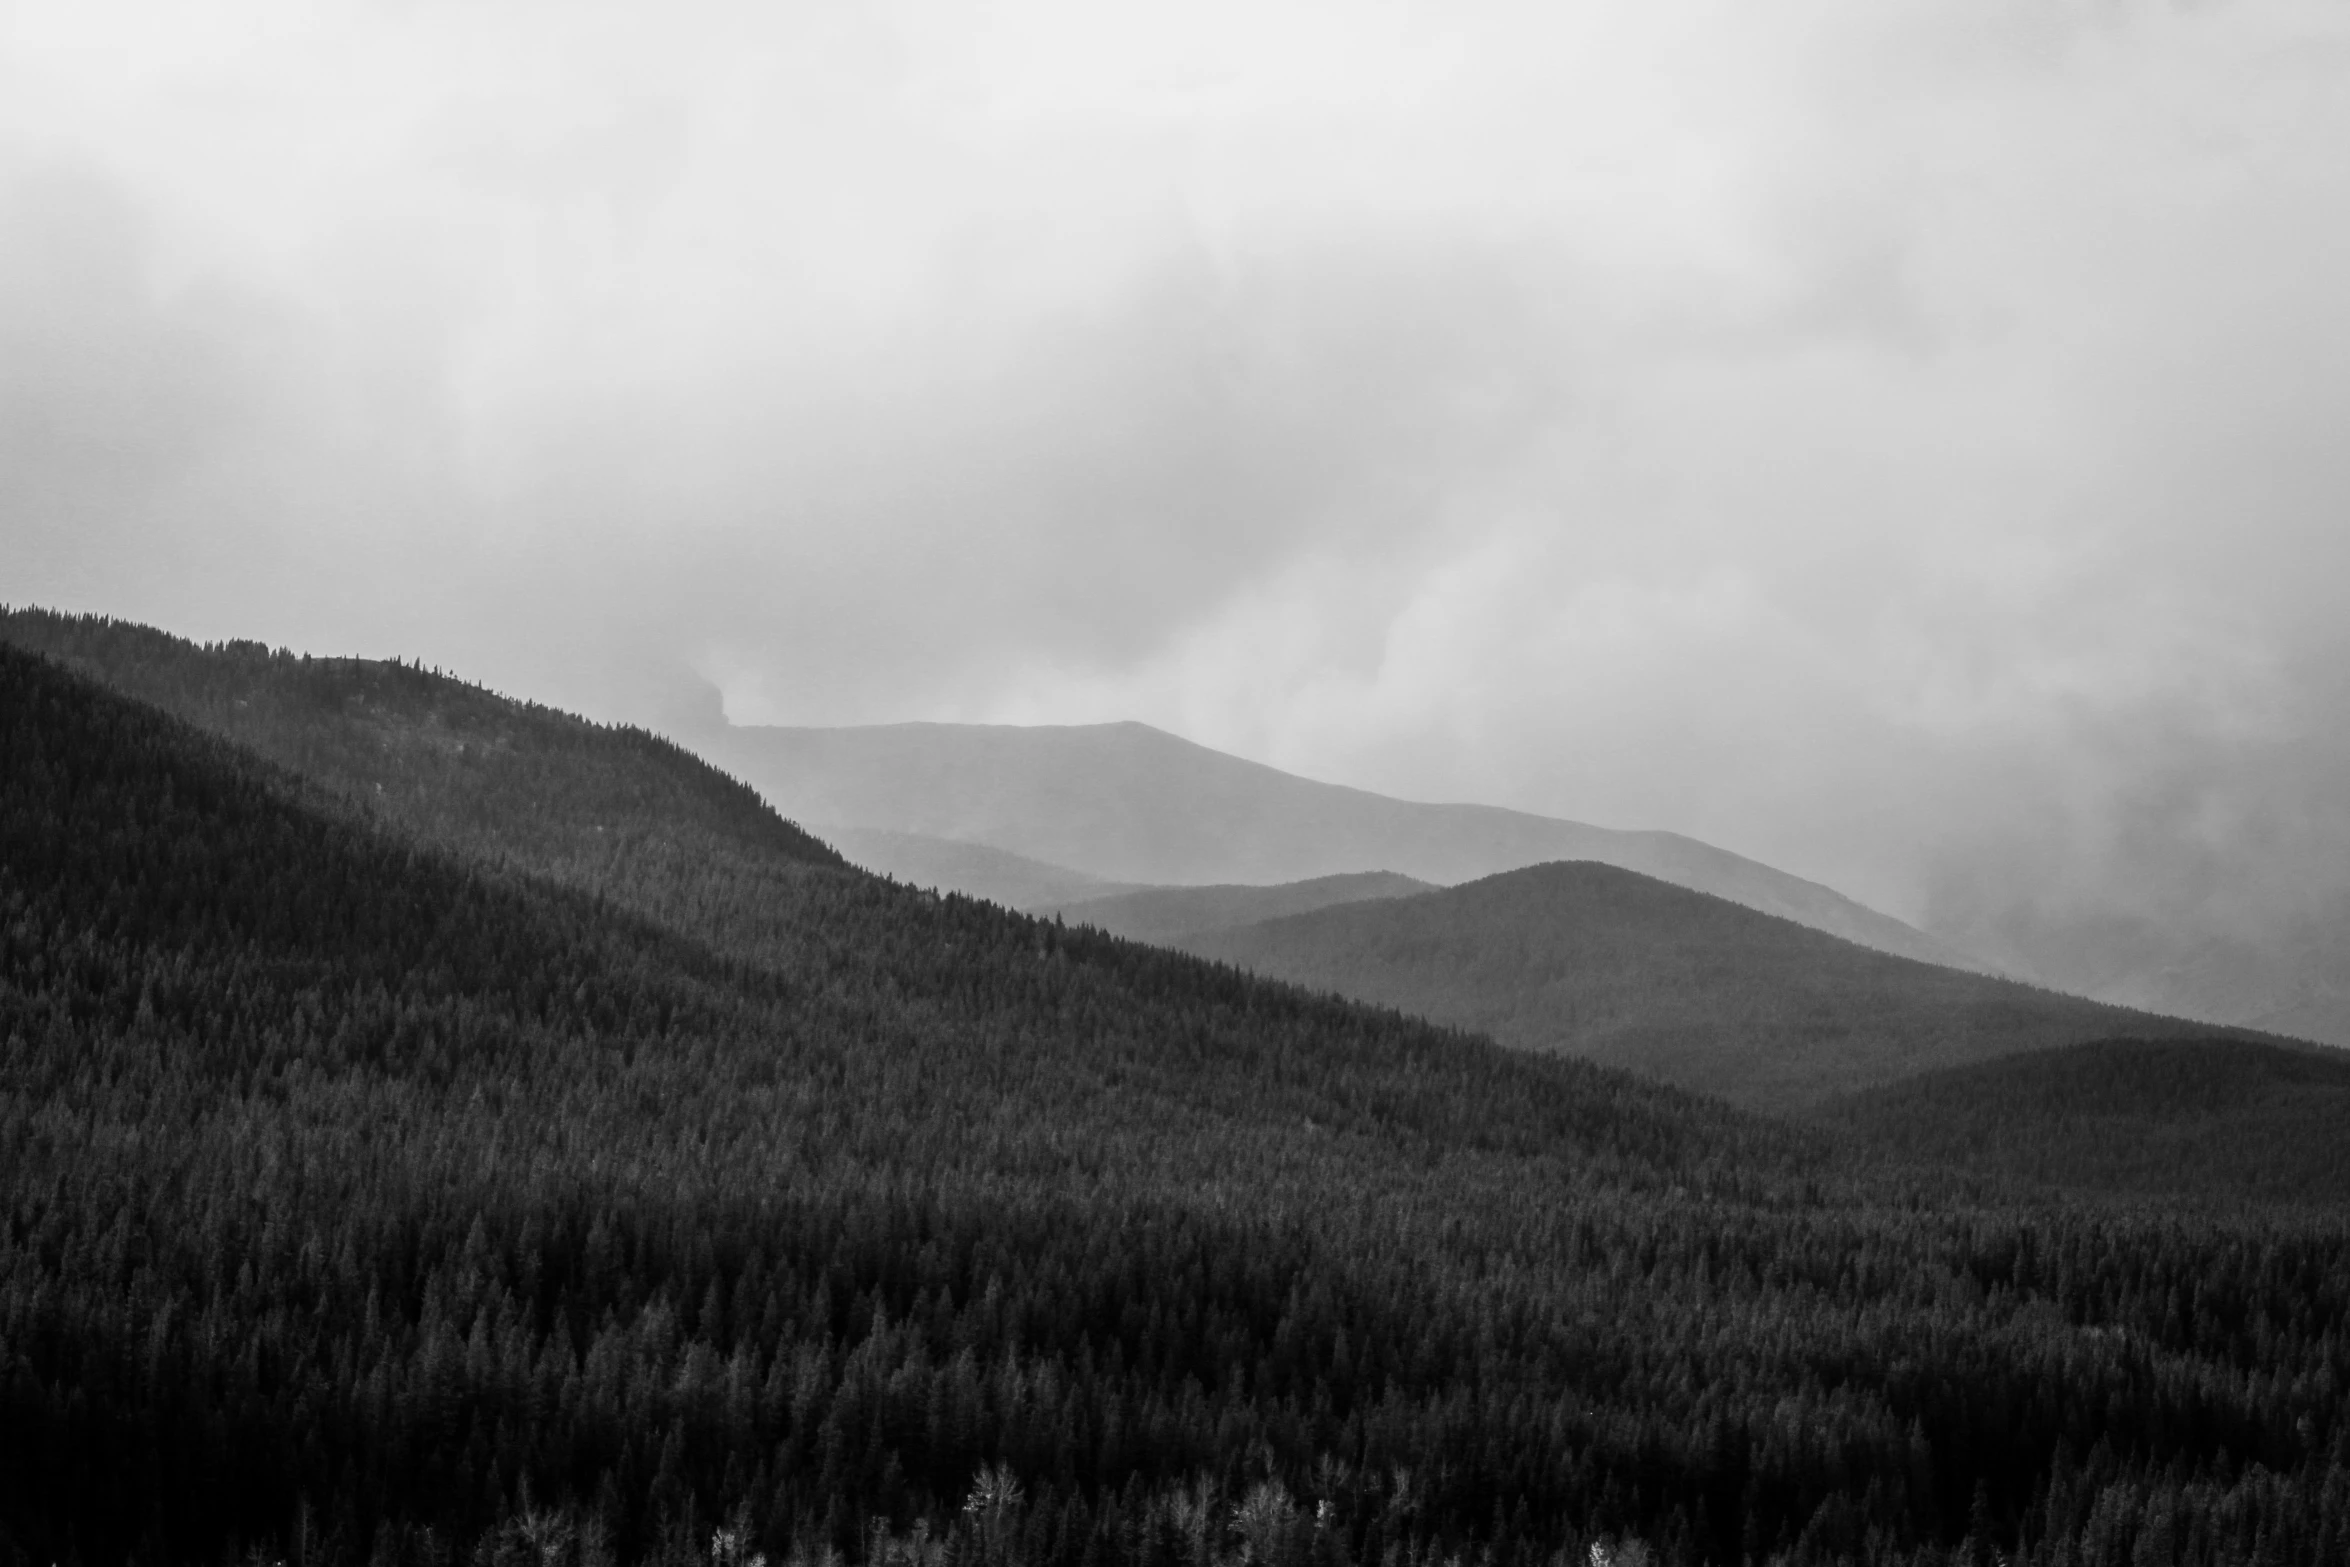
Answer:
1042;871;1436;945
1178;860;2257;1112
818;825;1145;911
714;719;1978;970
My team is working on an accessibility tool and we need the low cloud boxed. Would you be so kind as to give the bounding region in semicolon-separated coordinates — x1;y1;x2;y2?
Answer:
4;0;2348;981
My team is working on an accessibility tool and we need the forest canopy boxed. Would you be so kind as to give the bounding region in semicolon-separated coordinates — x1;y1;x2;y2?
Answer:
2;615;2347;1567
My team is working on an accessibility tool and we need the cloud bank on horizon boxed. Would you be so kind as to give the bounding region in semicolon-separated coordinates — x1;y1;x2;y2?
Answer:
4;0;2348;961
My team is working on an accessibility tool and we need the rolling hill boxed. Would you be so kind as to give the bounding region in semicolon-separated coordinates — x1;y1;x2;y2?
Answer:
707;719;1981;970
1178;860;2264;1113
1819;1038;2350;1206
7;609;2350;1567
1040;871;1436;944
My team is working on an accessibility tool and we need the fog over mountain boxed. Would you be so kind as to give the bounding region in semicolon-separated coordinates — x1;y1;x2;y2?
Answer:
10;10;2350;1562
819;825;1144;912
715;718;1974;969
5;0;2347;1037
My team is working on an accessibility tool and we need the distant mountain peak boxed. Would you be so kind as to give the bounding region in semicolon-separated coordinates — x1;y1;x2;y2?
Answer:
707;716;1976;971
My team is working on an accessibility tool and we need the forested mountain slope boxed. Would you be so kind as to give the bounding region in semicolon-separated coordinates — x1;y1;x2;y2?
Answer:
1041;872;1436;945
1180;861;2264;1113
1821;1039;2350;1205
0;640;1762;1565
0;607;845;883
0;606;879;996
710;719;1978;970
6;625;2350;1567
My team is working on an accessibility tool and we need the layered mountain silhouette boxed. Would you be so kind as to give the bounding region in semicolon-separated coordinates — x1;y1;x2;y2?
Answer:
822;824;1146;910
5;607;2347;1565
1177;861;2266;1113
711;719;1979;969
1040;871;1437;946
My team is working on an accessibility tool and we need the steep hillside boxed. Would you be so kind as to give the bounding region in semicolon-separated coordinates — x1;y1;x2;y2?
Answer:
1042;872;1436;944
1181;861;2256;1112
0;639;1765;1566
8;622;2350;1567
710;719;1978;969
1821;1039;2350;1205
824;824;1144;908
0;608;845;882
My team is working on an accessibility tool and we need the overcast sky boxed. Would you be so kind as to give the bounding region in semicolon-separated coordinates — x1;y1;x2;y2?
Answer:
5;0;2347;943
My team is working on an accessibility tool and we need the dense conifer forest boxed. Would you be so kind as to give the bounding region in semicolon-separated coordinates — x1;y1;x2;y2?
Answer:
4;613;2350;1567
1821;1039;2350;1206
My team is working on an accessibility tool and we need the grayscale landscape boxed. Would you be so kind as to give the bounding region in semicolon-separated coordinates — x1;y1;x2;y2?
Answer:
4;4;2347;1565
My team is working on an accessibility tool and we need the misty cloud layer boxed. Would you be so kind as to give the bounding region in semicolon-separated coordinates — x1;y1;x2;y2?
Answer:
5;0;2348;989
